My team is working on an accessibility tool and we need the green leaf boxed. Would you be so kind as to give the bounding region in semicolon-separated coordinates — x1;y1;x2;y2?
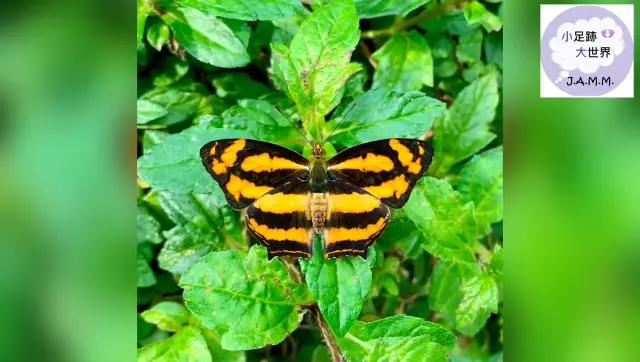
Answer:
138;315;155;343
141;301;191;332
197;95;235;117
265;11;309;90
180;245;314;350
312;345;332;362
432;73;499;174
372;30;434;91
450;339;502;362
211;72;271;100
371;256;402;297
419;11;480;36
137;254;157;288
272;10;309;44
200;328;247;362
426;33;454;58
138;38;150;67
404;177;477;263
137;122;252;194
456;28;483;63
299;238;375;337
463;1;502;32
326;88;445;148
150;56;191;88
488;244;503;287
429;259;481;325
140;86;206;127
138;242;154;262
137;0;151;46
137;101;306;194
157;192;245;274
484;31;503;69
343;67;368;99
335;315;456;361
462;1;485;24
271;0;361;138
223;18;251;48
163;7;250;68
437;76;468;97
137;326;212;362
142;130;168;154
461;61;486;83
175;0;304;21
434;56;458;78
480;12;502;33
458;146;503;235
146;17;172;51
353;0;428;19
456;273;499;335
375;209;425;258
313;0;427;18
137;99;169;125
137;204;163;244
217;99;304;148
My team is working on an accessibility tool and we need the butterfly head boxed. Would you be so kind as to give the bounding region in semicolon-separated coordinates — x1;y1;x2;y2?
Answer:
311;142;326;158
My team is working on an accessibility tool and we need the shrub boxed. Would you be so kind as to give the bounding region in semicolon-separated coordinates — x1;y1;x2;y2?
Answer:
137;0;503;360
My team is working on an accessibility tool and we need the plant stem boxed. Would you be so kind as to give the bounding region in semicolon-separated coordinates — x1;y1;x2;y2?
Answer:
313;306;344;362
282;257;303;284
357;40;377;68
361;0;469;39
476;243;492;265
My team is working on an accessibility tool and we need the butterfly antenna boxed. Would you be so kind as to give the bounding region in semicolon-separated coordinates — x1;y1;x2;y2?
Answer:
321;101;357;147
274;106;313;147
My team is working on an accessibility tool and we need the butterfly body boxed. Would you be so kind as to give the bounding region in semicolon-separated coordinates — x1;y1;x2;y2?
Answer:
309;143;328;192
309;192;327;232
200;138;433;260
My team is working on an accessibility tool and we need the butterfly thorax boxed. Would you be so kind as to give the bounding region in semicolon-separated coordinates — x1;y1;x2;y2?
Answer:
309;143;327;192
309;143;328;232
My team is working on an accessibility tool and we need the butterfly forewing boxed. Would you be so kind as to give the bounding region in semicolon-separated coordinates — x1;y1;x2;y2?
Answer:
323;178;390;259
327;138;433;208
245;176;313;259
200;139;310;209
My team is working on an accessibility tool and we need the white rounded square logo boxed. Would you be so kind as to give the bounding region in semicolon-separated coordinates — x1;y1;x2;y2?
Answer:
540;4;634;98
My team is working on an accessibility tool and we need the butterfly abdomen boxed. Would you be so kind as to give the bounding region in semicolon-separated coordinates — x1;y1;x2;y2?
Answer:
310;193;328;233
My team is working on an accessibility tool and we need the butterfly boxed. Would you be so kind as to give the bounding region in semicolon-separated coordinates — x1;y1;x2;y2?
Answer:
200;134;433;260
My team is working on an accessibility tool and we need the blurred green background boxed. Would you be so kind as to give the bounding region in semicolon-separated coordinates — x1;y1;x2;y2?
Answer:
505;1;639;362
0;0;637;361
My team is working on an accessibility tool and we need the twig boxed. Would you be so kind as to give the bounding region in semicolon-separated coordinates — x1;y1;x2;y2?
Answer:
476;243;492;266
282;257;303;284
421;129;434;140
312;306;344;362
358;40;378;68
361;0;468;39
137;124;167;130
286;334;298;360
296;323;320;331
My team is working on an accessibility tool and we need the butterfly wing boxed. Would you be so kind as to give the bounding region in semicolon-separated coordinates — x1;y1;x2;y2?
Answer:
245;175;313;259
323;177;390;259
200;139;310;209
327;138;433;208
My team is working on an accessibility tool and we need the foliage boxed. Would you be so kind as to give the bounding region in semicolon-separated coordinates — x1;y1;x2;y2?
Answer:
137;0;503;361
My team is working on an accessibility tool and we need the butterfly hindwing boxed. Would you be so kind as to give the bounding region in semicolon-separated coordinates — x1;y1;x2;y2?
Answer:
245;176;313;259
200;139;310;209
327;138;433;208
323;177;390;259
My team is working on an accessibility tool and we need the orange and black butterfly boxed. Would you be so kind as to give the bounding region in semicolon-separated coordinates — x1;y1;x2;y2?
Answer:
200;127;433;260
